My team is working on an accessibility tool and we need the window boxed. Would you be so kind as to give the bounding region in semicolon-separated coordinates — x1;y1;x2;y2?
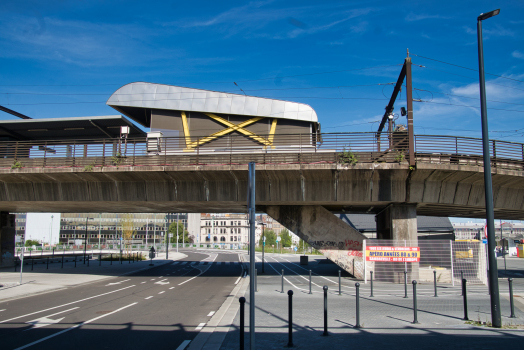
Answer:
213;236;217;242
220;236;226;242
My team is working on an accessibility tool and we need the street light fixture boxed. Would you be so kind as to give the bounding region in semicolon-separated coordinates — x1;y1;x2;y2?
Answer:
477;8;501;328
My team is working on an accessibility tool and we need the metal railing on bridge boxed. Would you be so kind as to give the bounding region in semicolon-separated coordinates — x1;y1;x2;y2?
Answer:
0;133;523;170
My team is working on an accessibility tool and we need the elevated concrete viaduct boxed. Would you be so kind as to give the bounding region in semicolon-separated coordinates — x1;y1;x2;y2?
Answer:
1;161;524;274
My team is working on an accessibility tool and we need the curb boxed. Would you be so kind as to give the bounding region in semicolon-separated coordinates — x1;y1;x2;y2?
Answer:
187;258;249;350
0;256;185;304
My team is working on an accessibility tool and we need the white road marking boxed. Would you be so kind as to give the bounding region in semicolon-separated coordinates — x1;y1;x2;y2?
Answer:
0;310;5;312
145;296;153;300
234;277;241;285
150;278;156;280
176;340;191;350
14;303;137;350
178;265;212;286
25;307;79;330
105;279;130;286
155;279;170;285
0;285;135;325
207;311;215;317
141;282;146;284
169;287;175;290
195;322;206;330
158;291;165;294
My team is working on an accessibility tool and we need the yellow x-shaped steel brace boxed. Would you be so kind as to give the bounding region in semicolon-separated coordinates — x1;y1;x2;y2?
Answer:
182;112;277;150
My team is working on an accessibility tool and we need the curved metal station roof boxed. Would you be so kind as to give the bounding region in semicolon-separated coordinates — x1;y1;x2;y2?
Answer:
107;82;318;127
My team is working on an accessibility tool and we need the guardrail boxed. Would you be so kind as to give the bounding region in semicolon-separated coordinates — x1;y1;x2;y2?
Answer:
0;133;522;170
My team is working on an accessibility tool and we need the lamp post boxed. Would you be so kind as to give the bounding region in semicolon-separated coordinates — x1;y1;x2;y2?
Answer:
50;215;54;248
260;222;266;273
477;8;501;328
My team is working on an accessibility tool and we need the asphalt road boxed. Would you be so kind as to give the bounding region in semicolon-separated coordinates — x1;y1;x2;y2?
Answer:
0;250;243;350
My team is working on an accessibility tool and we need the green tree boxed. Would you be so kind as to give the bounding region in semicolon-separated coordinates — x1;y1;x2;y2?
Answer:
25;239;40;247
168;221;192;243
259;229;276;247
279;229;292;248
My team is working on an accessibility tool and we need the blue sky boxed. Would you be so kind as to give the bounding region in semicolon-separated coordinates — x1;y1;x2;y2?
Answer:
1;1;523;223
1;0;523;142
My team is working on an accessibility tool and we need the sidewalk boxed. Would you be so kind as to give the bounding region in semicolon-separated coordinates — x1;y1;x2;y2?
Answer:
0;252;186;302
219;261;524;349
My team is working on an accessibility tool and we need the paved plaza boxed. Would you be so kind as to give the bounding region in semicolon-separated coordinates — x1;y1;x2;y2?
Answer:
221;253;524;350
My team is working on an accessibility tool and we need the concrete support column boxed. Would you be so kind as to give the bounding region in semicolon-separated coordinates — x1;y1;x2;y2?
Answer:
375;204;419;282
0;212;16;268
265;205;367;279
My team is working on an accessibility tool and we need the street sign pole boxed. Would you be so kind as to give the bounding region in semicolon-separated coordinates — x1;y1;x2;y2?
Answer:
248;162;256;350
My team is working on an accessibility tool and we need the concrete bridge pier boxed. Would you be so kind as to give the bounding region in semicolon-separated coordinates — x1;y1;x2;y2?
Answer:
0;212;16;268
375;204;419;283
265;205;367;279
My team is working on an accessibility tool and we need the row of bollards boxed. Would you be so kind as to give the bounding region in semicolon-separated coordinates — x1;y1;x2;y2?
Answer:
238;273;519;348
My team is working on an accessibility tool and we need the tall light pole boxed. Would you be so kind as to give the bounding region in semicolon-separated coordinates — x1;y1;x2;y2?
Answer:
260;222;266;273
477;8;501;328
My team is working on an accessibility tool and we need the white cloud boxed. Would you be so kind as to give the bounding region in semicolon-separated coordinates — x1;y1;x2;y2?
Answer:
513;51;524;59
405;13;450;22
463;24;515;37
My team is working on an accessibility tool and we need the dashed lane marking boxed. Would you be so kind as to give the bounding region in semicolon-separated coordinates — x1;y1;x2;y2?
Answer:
145;296;153;300
207;311;215;317
195;323;206;330
0;285;135;325
235;277;241;285
158;291;165;294
14;303;137;350
169;287;175;290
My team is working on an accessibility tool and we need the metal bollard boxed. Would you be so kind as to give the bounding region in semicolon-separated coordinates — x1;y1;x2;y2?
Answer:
281;269;284;293
110;254;112;265
433;270;438;297
31;258;34;271
509;278;516;318
322;285;328;336
338;270;342;295
309;270;312;294
462;278;469;320
404;271;408;298
412;280;419;324
460;270;464;295
87;256;90;267
74;256;77;268
239;297;246;350
370;271;374;297
99;254;102;266
255;268;258;292
46;256;49;270
287;290;294;347
14;259;17;272
129;254;131;264
355;282;361;328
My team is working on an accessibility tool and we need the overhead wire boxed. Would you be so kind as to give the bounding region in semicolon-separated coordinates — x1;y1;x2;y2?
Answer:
0;83;395;96
0;64;402;87
413;65;524;92
414;100;524;113
413;88;524;107
411;53;524;84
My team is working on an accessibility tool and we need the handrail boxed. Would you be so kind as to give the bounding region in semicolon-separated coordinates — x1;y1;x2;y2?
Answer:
0;132;522;170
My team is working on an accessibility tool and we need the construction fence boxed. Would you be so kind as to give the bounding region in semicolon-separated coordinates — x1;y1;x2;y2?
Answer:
361;239;488;285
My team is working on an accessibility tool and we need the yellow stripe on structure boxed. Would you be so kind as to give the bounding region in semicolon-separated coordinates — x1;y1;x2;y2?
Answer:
181;112;192;148
268;118;278;149
186;114;271;149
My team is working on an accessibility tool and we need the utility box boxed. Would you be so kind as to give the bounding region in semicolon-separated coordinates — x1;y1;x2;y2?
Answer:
300;255;308;265
147;131;163;153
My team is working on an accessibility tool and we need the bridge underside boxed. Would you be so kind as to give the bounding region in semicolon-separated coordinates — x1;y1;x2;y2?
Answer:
0;163;523;219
